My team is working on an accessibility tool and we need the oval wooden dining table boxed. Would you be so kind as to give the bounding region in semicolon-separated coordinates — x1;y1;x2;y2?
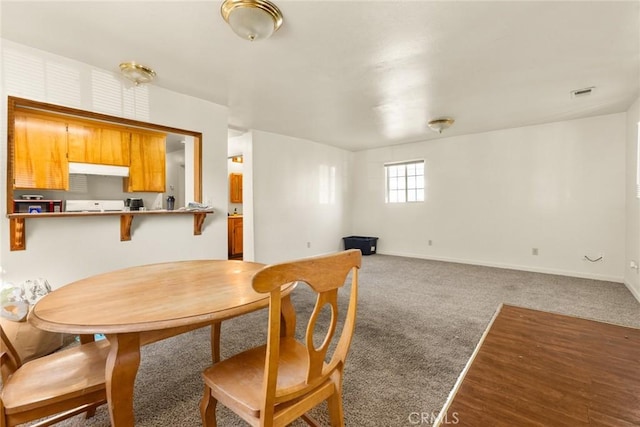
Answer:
30;259;296;427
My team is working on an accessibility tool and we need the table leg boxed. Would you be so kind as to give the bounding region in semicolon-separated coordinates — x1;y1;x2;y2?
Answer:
211;322;221;363
105;333;141;427
78;334;95;344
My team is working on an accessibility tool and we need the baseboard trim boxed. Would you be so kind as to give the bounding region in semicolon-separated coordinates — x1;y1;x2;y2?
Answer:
376;251;624;283
624;280;640;303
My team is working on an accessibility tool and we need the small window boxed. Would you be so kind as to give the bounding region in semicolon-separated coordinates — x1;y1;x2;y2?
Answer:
385;160;425;203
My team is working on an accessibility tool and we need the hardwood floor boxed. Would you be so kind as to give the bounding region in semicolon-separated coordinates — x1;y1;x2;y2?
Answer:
438;304;640;427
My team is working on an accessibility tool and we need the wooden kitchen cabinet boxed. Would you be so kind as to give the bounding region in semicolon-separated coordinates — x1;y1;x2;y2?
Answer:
229;173;243;203
13;111;69;190
67;120;130;166
124;131;167;192
228;216;243;259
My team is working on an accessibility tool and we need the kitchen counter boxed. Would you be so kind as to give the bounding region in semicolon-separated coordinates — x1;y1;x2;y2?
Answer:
8;208;213;218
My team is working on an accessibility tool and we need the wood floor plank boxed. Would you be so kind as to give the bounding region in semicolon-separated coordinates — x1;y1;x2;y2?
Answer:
439;304;640;426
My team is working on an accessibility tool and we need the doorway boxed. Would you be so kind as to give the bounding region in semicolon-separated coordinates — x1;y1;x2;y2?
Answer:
227;129;245;260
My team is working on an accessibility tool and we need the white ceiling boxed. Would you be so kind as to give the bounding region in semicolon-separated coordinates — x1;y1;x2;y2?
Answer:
1;1;639;152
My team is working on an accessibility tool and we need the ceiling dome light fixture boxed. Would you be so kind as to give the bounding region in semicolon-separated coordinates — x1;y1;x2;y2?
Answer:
427;118;455;134
119;61;156;85
221;0;283;42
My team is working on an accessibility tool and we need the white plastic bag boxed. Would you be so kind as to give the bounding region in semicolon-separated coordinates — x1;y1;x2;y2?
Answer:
0;281;29;321
22;277;52;305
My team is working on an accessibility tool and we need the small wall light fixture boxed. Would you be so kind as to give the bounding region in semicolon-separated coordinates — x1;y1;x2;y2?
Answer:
427;118;455;134
221;0;283;41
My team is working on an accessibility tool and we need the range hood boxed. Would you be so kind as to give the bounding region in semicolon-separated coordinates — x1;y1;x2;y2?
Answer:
68;162;129;177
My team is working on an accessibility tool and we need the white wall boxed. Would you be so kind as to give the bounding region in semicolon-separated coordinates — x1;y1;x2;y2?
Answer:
251;131;352;264
625;97;640;298
352;114;627;282
165;150;185;209
0;40;229;288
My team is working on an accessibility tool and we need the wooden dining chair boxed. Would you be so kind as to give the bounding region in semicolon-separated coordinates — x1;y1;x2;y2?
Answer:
200;249;362;427
0;326;110;427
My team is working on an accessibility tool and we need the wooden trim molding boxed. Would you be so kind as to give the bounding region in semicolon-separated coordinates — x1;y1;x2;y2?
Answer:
7;96;203;141
6;98;16;215
194;135;203;204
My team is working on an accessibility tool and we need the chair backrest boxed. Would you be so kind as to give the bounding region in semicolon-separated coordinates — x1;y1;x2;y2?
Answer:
0;324;22;383
251;249;362;412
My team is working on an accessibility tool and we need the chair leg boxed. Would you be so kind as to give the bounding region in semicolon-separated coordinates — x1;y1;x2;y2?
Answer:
327;389;344;427
1;399;7;427
200;385;218;427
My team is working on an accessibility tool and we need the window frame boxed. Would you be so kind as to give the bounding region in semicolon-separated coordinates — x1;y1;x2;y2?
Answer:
384;160;425;204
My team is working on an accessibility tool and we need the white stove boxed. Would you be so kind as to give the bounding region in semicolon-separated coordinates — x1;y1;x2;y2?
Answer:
65;200;125;212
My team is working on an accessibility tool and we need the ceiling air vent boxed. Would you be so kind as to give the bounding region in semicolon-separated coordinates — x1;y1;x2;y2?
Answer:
570;86;595;98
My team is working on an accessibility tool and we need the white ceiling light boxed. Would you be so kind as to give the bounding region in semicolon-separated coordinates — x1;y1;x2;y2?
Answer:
427;118;455;134
119;61;156;85
221;0;283;42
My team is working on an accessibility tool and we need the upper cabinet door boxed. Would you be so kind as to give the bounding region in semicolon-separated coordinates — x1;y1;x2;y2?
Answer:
68;121;130;166
229;173;243;203
99;127;131;166
125;131;166;192
67;121;100;163
13;111;69;190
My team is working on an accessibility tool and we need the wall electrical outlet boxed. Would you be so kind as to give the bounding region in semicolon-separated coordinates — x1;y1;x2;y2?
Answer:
428;240;433;246
532;248;539;256
307;242;311;248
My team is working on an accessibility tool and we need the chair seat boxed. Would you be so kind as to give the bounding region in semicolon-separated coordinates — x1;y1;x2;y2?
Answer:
202;337;326;418
1;339;109;414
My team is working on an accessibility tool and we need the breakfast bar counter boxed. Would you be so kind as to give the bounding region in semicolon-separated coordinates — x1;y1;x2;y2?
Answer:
7;209;214;251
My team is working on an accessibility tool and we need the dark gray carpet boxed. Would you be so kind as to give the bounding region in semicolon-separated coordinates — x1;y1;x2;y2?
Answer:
39;255;640;426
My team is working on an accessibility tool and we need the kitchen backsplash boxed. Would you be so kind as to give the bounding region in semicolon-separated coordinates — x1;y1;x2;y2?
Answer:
14;175;163;211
